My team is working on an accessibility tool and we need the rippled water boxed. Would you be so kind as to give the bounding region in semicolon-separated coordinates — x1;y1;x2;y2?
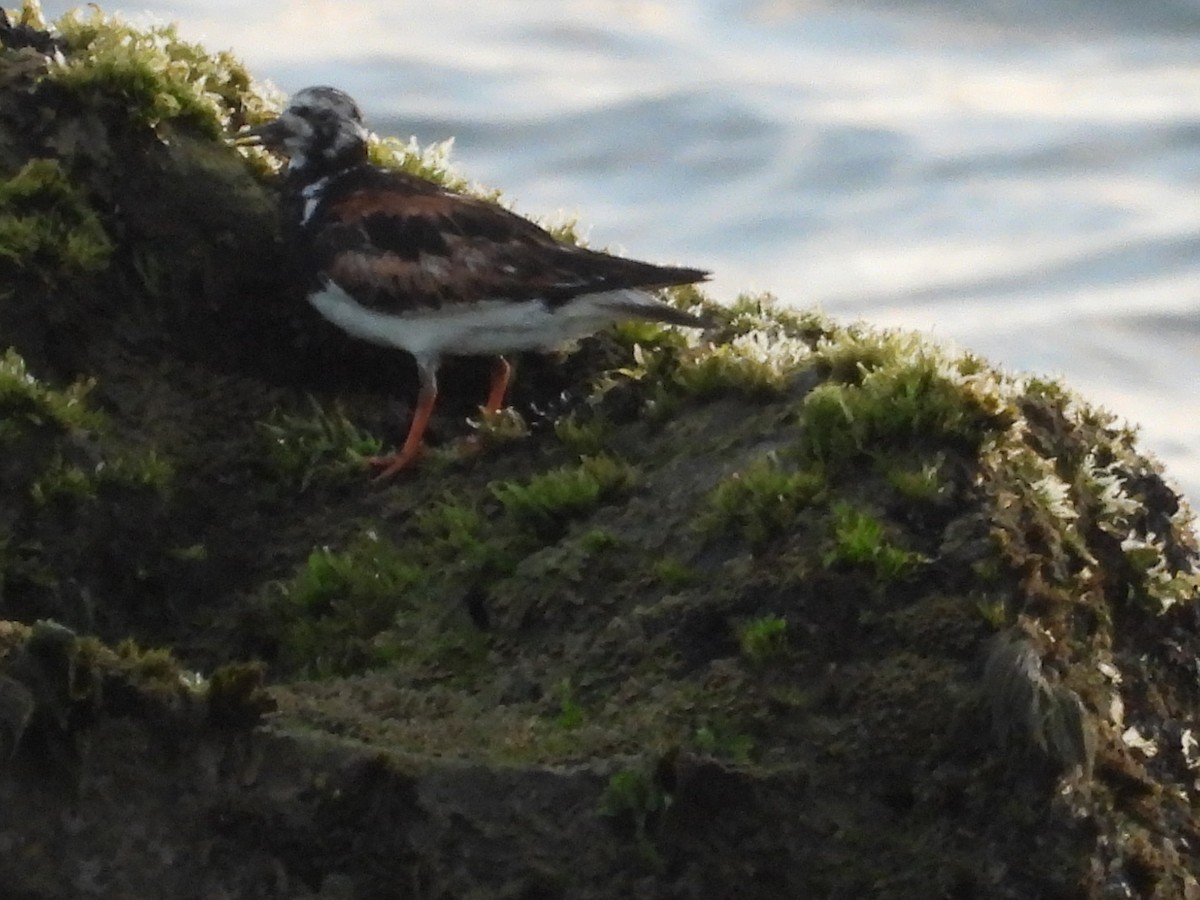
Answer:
39;0;1200;501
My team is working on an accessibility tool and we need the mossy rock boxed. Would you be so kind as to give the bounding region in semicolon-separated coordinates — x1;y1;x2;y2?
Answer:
2;5;1200;899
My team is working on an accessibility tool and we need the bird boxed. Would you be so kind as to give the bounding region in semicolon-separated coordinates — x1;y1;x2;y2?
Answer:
241;86;710;478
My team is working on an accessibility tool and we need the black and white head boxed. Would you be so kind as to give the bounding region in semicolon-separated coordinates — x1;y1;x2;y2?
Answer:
244;86;369;178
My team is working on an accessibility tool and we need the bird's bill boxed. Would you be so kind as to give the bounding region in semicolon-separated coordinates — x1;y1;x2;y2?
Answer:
230;118;289;148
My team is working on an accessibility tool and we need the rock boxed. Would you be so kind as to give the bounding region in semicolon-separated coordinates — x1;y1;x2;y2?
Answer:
2;6;1200;899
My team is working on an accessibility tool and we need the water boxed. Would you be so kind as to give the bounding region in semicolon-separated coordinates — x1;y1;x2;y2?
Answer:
38;0;1200;501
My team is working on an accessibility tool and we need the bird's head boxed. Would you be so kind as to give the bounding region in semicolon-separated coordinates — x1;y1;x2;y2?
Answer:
240;86;369;178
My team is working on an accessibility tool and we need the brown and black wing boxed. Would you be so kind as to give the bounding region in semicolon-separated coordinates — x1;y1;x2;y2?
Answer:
304;166;708;315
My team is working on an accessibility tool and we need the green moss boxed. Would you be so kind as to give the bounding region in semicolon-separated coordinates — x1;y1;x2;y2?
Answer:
28;448;172;505
93;449;174;492
554;413;611;456
110;638;182;682
691;720;755;762
553;678;585;730
270;531;426;676
983;402;1200;615
0;159;113;280
65;634;190;712
0;348;100;437
736;614;788;665
652;556;701;590
592;295;830;411
50;6;273;138
6;1;45;29
263;506;491;676
824;502;925;583
373;612;491;684
712;292;836;345
599;761;672;861
669;331;812;399
0;348;170;511
257;398;382;491
798;340;1012;470
699;454;826;549
883;457;950;504
28;459;94;504
412;494;489;553
488;527;627;629
578;526;619;554
367;135;468;191
411;493;522;581
975;594;1010;629
489;454;639;541
664;283;715;319
810;329;899;385
465;406;530;452
0;349;173;511
610;319;694;354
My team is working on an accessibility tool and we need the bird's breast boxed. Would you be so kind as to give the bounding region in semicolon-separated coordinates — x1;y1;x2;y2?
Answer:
306;279;645;360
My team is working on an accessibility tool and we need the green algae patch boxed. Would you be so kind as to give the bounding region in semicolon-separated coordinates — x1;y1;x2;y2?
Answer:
256;396;383;492
489;453;639;540
0;158;112;278
823;500;926;582
0;345;98;434
602;297;823;405
735;614;789;665
698;453;827;548
368;134;470;192
268;531;428;677
49;4;273;139
0;346;180;638
797;337;1012;469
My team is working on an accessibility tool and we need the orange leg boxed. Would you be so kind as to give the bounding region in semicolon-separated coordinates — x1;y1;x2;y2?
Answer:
483;357;513;415
459;357;514;459
368;361;438;480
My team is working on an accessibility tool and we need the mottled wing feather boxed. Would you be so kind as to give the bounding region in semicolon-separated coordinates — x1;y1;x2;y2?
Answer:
306;167;708;316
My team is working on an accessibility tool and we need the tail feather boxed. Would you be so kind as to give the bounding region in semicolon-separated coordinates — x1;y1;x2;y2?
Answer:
630;264;710;291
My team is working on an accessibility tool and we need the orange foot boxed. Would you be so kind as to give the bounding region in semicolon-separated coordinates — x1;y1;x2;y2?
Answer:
366;446;423;480
368;375;437;481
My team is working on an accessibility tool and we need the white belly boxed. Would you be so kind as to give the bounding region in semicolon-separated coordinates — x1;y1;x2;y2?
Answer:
307;279;654;361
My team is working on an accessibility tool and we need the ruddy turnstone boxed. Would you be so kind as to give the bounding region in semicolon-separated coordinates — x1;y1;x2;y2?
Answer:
243;86;710;478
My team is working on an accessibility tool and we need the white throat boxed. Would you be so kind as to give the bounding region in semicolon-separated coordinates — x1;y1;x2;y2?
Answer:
300;174;333;225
